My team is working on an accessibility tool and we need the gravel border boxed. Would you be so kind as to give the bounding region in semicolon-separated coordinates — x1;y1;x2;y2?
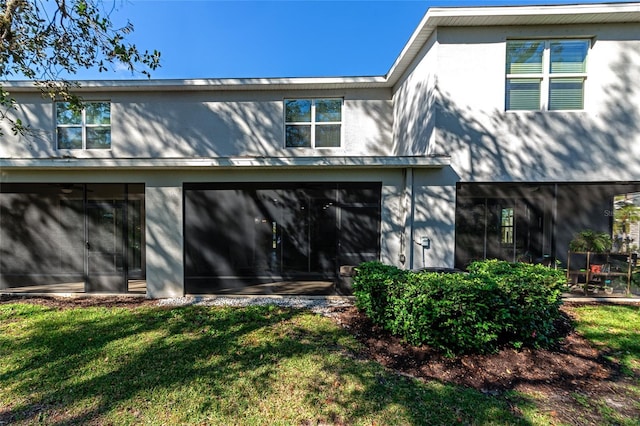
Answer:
157;296;354;316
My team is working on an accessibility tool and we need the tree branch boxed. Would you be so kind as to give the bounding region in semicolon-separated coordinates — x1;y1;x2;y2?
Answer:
1;0;27;44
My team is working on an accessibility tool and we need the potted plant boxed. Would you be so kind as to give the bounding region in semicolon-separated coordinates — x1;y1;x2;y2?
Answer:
569;229;613;253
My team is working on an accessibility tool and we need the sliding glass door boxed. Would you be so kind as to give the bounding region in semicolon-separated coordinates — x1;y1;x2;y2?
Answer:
184;182;381;294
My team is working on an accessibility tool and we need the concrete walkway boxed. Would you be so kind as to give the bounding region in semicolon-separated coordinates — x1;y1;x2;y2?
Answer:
562;295;640;304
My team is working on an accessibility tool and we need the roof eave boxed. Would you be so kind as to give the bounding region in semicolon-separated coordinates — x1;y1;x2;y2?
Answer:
385;2;640;88
3;3;639;93
3;76;389;92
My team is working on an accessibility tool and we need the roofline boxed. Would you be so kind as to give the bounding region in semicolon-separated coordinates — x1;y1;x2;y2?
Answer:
3;76;388;92
385;1;640;87
4;2;640;93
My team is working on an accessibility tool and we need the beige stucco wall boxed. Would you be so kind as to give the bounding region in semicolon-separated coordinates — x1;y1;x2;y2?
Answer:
391;23;640;183
434;23;640;183
391;31;439;156
390;22;640;270
409;168;458;269
390;29;459;269
1;88;394;159
4;20;639;285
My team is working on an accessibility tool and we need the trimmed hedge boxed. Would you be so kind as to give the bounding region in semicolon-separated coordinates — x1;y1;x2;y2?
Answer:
351;262;409;325
352;259;566;356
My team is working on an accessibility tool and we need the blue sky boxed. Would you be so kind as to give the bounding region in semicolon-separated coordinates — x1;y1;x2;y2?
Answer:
81;0;627;80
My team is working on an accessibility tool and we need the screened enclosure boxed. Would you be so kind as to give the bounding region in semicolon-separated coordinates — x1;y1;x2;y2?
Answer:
455;182;640;270
184;182;381;294
0;183;145;293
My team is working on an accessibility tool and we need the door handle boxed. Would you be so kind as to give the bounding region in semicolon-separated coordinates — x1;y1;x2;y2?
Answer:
86;241;90;250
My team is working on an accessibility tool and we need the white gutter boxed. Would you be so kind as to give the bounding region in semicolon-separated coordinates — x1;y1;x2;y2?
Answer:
0;156;451;170
3;76;388;92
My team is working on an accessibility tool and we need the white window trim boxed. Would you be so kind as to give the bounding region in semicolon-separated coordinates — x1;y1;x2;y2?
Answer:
55;101;111;150
284;98;343;149
505;39;589;112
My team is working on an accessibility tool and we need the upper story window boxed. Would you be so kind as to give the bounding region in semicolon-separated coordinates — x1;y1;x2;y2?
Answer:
56;101;111;149
285;98;342;148
506;39;589;111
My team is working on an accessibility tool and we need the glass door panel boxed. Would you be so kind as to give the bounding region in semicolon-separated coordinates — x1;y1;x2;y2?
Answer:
127;199;144;277
86;201;126;292
309;197;338;276
280;191;310;274
338;204;380;267
183;182;381;293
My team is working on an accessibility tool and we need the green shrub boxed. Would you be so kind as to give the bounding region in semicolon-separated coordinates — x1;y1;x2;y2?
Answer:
352;261;408;325
468;260;566;349
388;272;503;356
353;260;566;356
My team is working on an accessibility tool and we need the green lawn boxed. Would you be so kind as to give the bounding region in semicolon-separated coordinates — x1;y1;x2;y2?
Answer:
571;304;640;378
564;304;640;426
0;301;638;425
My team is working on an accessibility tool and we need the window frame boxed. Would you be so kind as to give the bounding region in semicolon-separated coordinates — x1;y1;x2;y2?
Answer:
500;206;515;245
505;39;590;112
56;101;111;150
284;98;343;149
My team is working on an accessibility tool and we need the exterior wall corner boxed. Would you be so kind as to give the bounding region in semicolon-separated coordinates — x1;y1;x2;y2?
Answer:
145;184;184;298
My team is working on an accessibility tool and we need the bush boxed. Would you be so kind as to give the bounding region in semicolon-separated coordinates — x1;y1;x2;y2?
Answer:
388;272;503;356
353;260;566;356
352;261;408;325
468;260;566;349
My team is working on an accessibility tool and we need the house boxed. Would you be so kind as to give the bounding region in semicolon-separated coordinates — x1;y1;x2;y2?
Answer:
1;2;639;297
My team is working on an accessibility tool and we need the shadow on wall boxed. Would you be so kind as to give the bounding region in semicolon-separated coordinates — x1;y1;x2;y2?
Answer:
394;43;640;269
355;97;395;156
119;92;395;159
9;90;396;160
411;168;459;269
116;94;282;158
393;78;437;156
434;46;640;182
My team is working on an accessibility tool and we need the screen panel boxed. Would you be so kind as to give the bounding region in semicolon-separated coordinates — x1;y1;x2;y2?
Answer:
184;182;381;294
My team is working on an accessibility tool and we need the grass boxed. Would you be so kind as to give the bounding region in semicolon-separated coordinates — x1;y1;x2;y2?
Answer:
571;304;640;377
0;303;523;425
569;304;640;425
0;301;638;425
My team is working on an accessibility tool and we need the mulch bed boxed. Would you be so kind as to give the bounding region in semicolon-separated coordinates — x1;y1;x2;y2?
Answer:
332;303;640;425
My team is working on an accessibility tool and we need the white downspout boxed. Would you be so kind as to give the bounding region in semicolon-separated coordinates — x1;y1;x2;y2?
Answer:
404;168;415;269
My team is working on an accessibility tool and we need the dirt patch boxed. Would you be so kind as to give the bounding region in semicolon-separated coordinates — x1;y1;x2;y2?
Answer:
0;294;157;309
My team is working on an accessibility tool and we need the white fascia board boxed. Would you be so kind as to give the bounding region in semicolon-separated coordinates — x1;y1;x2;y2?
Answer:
426;2;640;19
0;156;451;170
3;76;388;92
